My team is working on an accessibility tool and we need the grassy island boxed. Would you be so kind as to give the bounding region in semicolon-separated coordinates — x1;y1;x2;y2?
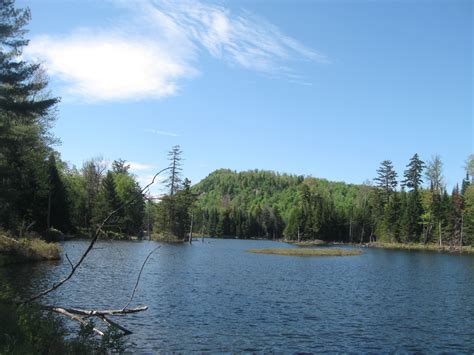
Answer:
247;248;362;256
285;239;328;247
0;234;60;266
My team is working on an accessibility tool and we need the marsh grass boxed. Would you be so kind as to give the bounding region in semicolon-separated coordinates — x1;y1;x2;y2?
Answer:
369;242;474;254
247;248;362;256
0;234;60;266
285;240;329;247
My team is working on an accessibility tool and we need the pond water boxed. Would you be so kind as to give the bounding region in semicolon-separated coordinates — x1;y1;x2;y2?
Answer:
2;238;474;352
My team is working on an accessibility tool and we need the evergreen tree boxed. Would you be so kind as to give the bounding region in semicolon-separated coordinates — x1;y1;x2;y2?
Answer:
451;185;463;246
46;153;70;232
374;160;398;204
402;153;425;190
166;145;183;196
93;171;121;234
401;154;425;241
114;171;144;236
461;173;470;196
0;0;60;232
384;193;401;242
81;158;106;231
172;178;196;240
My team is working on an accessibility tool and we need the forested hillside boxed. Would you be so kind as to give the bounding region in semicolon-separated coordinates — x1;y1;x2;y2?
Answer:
191;165;474;246
191;169;367;241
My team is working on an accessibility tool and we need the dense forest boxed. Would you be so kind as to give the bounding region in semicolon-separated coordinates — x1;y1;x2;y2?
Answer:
190;159;474;246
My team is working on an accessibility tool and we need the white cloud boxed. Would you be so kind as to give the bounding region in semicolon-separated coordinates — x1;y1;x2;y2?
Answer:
25;0;327;102
26;31;196;102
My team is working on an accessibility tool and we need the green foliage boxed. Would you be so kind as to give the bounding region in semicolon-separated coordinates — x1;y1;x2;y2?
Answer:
47;153;71;231
191;169;370;242
0;234;60;265
114;172;144;235
0;304;126;354
0;0;60;234
154;178;196;240
462;185;474;245
0;304;67;354
403;153;425;191
374;160;398;203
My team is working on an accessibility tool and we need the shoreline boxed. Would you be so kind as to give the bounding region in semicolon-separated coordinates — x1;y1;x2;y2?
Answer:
0;234;61;266
366;242;474;254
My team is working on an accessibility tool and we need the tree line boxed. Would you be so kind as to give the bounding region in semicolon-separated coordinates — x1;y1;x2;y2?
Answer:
190;155;474;246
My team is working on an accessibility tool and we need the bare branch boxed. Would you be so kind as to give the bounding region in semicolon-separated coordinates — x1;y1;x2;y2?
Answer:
47;307;105;337
122;246;160;311
41;305;147;337
65;253;74;272
98;315;132;335
23;167;171;304
57;305;149;316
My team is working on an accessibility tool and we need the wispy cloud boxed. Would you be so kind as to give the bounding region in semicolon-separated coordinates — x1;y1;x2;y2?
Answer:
25;0;327;102
145;128;180;137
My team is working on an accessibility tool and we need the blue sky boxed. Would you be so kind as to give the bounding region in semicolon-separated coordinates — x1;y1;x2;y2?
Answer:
19;0;472;193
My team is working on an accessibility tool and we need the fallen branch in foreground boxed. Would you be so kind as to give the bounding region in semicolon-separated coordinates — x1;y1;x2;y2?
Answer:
42;305;149;336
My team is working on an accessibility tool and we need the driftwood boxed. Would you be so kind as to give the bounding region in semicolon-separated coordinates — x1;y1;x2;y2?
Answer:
20;168;170;337
41;305;149;336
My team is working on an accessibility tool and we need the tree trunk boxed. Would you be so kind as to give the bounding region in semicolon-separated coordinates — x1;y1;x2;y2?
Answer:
147;200;151;240
438;221;442;247
188;212;193;244
349;217;353;243
47;189;52;229
460;213;464;248
297;225;300;242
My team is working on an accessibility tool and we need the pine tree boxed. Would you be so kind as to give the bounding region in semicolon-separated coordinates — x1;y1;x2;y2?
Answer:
461;173;470;196
46;153;70;232
166;145;183;196
93;171;122;234
172;178;196;240
402;153;425;190
374;160;398;204
451;185;463;246
401;154;425;242
0;0;60;232
384;193;401;242
114;170;144;236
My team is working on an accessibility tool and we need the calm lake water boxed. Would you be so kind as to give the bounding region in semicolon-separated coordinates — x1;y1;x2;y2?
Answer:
2;238;474;352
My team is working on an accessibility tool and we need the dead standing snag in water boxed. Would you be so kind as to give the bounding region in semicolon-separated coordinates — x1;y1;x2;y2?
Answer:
21;168;171;337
